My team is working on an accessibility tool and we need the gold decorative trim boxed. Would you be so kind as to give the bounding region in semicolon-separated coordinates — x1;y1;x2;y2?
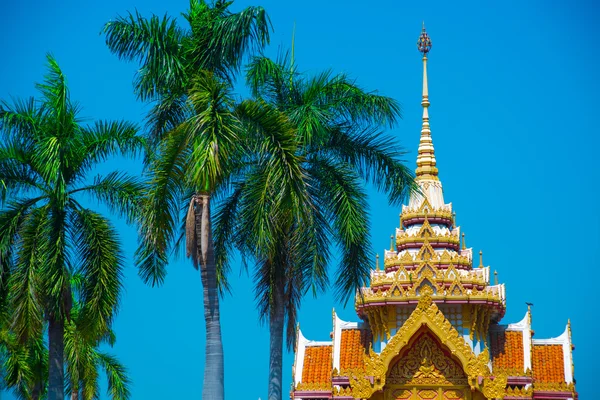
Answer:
401;198;453;226
295;382;331;391
349;289;495;399
396;218;460;247
505;386;533;397
533;382;575;392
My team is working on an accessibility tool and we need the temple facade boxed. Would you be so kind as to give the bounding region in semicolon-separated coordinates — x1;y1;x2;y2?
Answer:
290;27;577;400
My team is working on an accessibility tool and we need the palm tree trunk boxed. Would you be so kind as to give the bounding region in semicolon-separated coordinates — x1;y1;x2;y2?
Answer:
32;380;42;400
48;316;65;400
195;194;224;400
71;390;78;400
268;277;285;400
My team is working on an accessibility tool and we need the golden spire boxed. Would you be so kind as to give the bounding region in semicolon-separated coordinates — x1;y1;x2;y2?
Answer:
478;250;483;268
416;23;438;180
494;270;498;285
376;254;380;271
461;233;466;250
390;235;394;251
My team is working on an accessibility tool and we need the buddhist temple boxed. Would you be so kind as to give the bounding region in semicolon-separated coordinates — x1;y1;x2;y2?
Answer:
290;26;577;400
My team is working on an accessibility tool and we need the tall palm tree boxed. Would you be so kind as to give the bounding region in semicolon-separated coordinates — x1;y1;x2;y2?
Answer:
213;54;416;400
103;2;271;398
0;55;144;400
135;68;303;400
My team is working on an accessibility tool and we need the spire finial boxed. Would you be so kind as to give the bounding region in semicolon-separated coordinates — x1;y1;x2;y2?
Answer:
461;233;466;250
390;235;394;251
494;270;498;285
417;23;432;55
416;24;438;180
479;250;483;268
376;254;380;271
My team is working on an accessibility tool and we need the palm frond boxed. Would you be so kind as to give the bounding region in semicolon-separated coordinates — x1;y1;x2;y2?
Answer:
209;5;271;79
71;171;144;224
135;123;191;286
0;141;49;202
212;182;246;295
0;97;44;144
8;205;48;342
144;92;189;150
326;125;417;205
96;352;131;400
35;54;79;139
187;72;242;192
103;11;188;101
71;120;143;183
245;54;291;102
70;207;123;334
318;73;402;127
307;155;371;304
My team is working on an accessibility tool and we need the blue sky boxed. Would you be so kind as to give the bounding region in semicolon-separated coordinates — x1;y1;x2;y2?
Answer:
1;0;598;399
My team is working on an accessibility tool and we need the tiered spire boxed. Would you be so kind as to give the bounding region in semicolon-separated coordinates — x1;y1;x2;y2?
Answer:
415;23;438;181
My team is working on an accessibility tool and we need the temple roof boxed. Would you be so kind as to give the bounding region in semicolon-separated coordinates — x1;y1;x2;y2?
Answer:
290;25;576;400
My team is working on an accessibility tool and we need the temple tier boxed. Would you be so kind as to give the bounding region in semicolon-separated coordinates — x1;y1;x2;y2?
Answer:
290;26;576;400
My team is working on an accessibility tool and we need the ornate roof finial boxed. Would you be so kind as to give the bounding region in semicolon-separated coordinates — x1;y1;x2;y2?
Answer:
526;302;534;316
479;250;483;268
390;235;394;251
417;22;432;55
451;211;456;229
494;270;498;285
416;23;438;181
461;233;466;250
376;254;380;271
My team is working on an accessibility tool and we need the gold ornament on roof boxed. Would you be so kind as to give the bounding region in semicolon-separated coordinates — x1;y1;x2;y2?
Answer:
349;292;495;399
417;22;432;55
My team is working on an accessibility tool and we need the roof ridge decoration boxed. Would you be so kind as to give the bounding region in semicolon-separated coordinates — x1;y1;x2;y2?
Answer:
347;287;508;399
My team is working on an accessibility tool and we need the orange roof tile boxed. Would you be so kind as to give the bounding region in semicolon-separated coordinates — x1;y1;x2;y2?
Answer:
532;344;565;383
340;329;372;371
490;330;524;371
302;345;332;384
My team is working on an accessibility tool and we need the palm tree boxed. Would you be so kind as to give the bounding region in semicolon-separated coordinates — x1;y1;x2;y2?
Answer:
134;68;302;400
0;54;144;400
0;330;47;400
64;301;130;400
213;54;416;400
0;318;130;400
103;2;271;398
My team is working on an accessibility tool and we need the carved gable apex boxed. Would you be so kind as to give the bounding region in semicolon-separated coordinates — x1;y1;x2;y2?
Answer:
418;197;434;213
350;289;491;399
415;261;438;280
418;218;435;239
448;279;466;297
417;241;436;261
440;249;452;263
444;264;459;281
389;282;404;297
394;266;409;282
400;251;414;263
